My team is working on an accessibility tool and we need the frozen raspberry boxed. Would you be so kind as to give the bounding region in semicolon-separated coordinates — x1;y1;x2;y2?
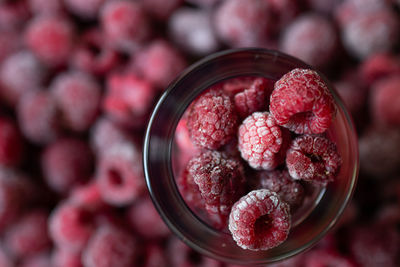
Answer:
0;117;23;167
286;135;342;186
103;72;156;128
270;68;336;134
126;197;170;239
0;30;20;66
222;76;260;95
350;224;400;267
96;141;145;206
49;201;95;252
52;249;82;267
238;112;287;170
0;244;13;267
51;71;101;132
17;90;60;145
370;76;400;127
214;0;271;47
177;167;205;211
187;89;238;150
64;0;105;19
4;209;51;258
304;249;357;267
0;1;29;31
70;182;105;212
82;226;137;267
100;0;150;51
25;15;75;66
359;127;400;178
255;170;305;210
342;10;399;60
28;0;63;15
0;51;45;106
234;77;273;118
21;254;52;267
175;116;198;156
134;39;186;89
71;28;120;76
168;8;219;55
143;244;168;267
187;151;245;222
141;0;182;20
360;53;400;85
334;71;367;115
280;14;338;67
228;189;290;251
41;138;93;193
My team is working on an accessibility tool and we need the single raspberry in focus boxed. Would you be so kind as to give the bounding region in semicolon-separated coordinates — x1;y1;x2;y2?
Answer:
360;53;400;85
25;15;75;66
286;135;342;186
280;14;338;67
4;209;51;258
64;0;105;19
82;226;137;267
0;117;23;167
50;71;101;132
187;89;238;150
41;138;93;193
228;189;291;251
52;249;83;267
238;112;287;170
187;151;245;225
270;68;336;134
255;170;305;210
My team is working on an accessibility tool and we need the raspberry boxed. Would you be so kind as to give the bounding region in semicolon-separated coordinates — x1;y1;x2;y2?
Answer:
103;72;156;128
17;90;60;145
187;151;245;223
0;51;45;106
141;0;183;20
0;117;23;167
0;244;13;267
238;112;287;170
70;182;105;212
49;201;95;252
175;116;198;155
280;14;338;67
4;209;51;257
286;135;342;186
21;254;52;267
304;249;357;267
168;7;219;55
28;0;63;15
0;30;20;63
228;189;291;251
177;167;205;211
41;138;93;193
255;170;305;210
222;76;262;96
0;1;29;31
370;76;400;127
143;244;168;267
214;0;271;47
187;89;238;150
96;141;145;206
234;77;273;118
52;249;83;267
25;15;75;66
71;28;120;76
126;196;170;239
100;0;150;51
342;9;399;60
134;39;186;89
82;226;137;267
360;53;400;85
51;71;101;132
270;68;336;134
64;0;105;19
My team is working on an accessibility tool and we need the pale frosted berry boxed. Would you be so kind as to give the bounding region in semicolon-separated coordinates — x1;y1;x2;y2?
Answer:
286;135;342;186
64;0;105;19
270;68;336;134
228;189;290;251
187;89;238;150
0;117;23;167
82;226;137;267
238;112;286;170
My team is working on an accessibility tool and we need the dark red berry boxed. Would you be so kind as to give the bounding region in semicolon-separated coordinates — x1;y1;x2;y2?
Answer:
228;189;291;251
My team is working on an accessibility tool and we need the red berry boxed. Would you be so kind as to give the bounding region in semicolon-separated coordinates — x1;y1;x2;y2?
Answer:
177;166;205;211
49;201;95;252
238;112;287;170
51;71;101;132
28;0;63;15
143;244;168;267
25;15;75;66
0;117;23;167
141;0;183;20
0;1;29;31
0;30;20;63
360;53;400;85
96;141;145;206
270;68;336;134
280;14;338;67
228;189;291;251
175;116;198;156
64;0;105;19
82;226;137;267
286;135;342;186
41;138;93;193
52;249;83;267
69;182;105;212
4;209;51;257
187;89;238;150
222;76;260;95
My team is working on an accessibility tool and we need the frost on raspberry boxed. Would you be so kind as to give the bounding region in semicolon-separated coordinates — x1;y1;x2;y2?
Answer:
286;135;342;186
187;89;238;150
238;112;288;170
270;68;336;134
228;189;290;251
